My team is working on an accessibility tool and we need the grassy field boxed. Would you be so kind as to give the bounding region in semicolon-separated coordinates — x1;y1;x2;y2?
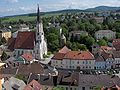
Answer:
1;13;62;23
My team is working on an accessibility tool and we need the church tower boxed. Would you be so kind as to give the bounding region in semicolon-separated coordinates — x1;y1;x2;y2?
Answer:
34;5;47;60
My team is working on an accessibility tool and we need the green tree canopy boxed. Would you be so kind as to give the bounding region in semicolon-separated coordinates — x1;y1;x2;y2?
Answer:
1;51;8;61
98;39;107;46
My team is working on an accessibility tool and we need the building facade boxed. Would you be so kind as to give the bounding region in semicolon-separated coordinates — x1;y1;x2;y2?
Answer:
95;30;116;40
51;51;95;70
0;29;11;41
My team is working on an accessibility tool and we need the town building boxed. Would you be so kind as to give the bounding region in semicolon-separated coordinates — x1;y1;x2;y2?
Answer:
69;31;88;40
0;28;11;41
51;46;95;70
95;55;106;70
95;30;116;40
15;53;34;64
12;24;30;38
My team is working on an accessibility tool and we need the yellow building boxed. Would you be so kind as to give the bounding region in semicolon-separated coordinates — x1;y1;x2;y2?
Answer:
0;29;11;41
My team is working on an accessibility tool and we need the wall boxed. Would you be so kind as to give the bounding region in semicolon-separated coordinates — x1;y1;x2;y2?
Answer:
14;49;33;58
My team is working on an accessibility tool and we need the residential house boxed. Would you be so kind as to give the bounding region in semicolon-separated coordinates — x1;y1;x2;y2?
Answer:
69;31;88;40
95;30;116;40
112;39;120;51
16;53;34;64
12;24;30;38
102;52;114;69
0;28;11;41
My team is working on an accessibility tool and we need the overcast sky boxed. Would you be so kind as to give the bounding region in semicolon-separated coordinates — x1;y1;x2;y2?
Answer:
0;0;120;16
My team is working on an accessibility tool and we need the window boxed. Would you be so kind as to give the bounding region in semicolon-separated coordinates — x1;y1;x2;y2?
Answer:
89;61;91;64
83;61;84;64
82;87;85;90
89;66;91;69
66;87;68;90
86;61;88;64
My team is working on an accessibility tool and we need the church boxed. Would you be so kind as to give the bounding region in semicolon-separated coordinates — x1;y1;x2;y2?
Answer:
8;5;47;60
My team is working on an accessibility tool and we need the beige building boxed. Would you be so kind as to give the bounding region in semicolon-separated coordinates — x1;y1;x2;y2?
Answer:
51;48;95;70
0;29;11;41
95;30;116;40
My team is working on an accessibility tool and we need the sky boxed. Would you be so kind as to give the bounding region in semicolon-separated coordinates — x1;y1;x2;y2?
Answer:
0;0;120;16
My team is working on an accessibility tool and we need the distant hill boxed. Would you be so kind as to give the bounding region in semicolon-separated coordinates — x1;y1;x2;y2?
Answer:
85;6;120;12
2;6;120;18
4;9;85;18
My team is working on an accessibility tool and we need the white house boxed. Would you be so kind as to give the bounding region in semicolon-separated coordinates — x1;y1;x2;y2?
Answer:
51;50;95;70
95;30;116;40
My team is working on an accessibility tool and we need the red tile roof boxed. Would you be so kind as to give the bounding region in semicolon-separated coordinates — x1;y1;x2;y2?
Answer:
59;46;71;54
24;80;42;90
7;38;16;51
21;53;33;61
52;53;65;60
64;51;94;60
14;31;35;49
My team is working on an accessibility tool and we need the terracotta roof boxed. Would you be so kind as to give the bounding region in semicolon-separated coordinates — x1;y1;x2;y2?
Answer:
101;46;114;52
59;46;71;54
14;31;35;49
21;53;33;61
24;80;42;90
64;51;94;60
52;53;65;60
7;38;16;51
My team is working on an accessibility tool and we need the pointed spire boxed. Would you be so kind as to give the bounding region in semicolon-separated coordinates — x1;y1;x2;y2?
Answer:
37;4;41;23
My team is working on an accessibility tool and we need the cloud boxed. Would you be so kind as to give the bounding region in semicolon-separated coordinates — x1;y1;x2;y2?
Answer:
7;0;18;3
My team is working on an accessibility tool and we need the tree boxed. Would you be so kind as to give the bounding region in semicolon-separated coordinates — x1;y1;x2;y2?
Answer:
98;39;107;46
1;51;8;61
47;33;59;52
1;37;7;44
116;32;120;38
